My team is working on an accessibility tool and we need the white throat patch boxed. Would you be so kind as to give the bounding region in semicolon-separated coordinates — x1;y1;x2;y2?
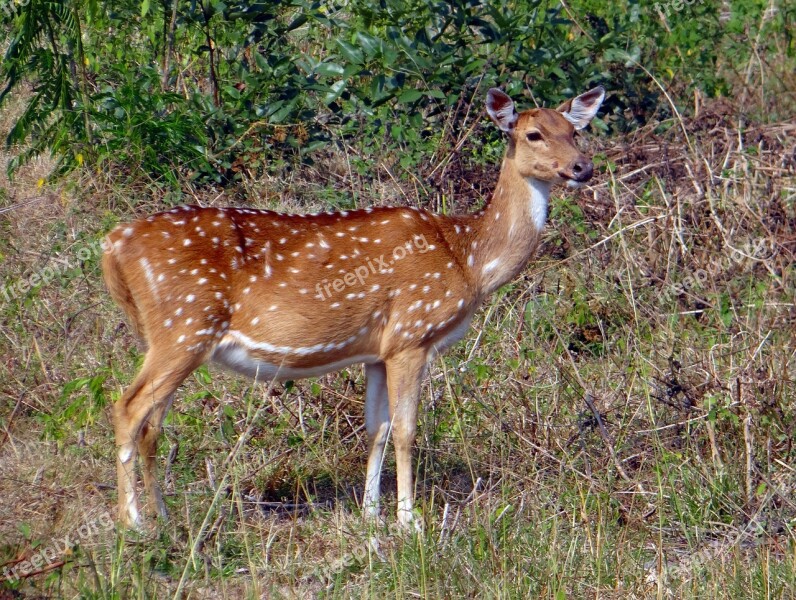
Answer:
526;178;552;232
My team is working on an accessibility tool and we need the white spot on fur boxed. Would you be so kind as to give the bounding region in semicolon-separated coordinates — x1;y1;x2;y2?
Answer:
118;445;134;463
139;258;159;300
483;258;500;273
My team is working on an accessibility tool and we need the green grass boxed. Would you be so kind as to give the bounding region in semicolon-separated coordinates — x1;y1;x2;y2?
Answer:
1;86;795;599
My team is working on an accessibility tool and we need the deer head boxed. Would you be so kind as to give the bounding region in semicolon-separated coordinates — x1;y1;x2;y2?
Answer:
486;86;605;186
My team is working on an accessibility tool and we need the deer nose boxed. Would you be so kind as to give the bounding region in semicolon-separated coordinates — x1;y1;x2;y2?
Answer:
569;158;594;182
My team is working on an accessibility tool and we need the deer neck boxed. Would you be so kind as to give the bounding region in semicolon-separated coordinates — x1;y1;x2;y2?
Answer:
459;158;551;297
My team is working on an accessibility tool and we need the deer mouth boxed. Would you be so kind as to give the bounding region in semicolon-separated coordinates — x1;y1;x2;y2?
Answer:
565;178;586;189
559;173;589;188
558;157;594;185
559;167;594;186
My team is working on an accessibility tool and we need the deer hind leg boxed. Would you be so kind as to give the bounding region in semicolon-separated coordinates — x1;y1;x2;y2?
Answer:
139;393;175;520
363;362;389;519
114;347;204;528
385;349;428;530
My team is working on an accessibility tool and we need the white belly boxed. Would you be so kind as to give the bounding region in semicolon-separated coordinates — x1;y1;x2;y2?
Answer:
210;342;379;382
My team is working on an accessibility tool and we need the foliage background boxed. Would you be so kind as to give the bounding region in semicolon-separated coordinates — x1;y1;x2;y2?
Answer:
0;0;794;598
2;0;793;184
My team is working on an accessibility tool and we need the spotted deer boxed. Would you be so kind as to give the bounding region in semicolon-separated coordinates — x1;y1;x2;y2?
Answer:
103;86;605;530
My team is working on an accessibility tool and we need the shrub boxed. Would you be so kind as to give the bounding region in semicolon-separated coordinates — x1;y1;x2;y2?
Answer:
1;0;793;184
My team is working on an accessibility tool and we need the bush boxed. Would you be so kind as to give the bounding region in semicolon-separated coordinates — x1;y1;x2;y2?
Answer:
1;0;793;185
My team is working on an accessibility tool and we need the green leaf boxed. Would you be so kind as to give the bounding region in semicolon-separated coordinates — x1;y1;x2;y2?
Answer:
287;14;308;32
323;79;347;105
315;62;345;77
253;52;269;71
355;32;380;59
268;101;295;124
18;522;31;539
302;140;327;153
141;0;150;17
63;377;92;396
398;89;423;103
336;40;364;65
194;365;213;385
462;58;488;75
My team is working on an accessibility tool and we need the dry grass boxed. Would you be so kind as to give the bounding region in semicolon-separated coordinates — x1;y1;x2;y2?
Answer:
0;88;795;598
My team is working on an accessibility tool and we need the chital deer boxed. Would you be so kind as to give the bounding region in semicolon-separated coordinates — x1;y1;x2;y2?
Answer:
103;86;605;530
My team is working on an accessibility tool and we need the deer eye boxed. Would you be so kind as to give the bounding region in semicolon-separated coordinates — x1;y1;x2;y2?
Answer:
525;130;543;142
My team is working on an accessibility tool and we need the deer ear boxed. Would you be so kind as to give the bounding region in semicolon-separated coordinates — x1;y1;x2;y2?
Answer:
486;88;518;133
557;86;605;130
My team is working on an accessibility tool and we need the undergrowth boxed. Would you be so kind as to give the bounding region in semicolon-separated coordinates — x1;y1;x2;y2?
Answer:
1;92;793;598
0;4;795;598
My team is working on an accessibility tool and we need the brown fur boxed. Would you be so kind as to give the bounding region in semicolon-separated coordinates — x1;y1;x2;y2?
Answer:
102;245;146;340
104;86;605;529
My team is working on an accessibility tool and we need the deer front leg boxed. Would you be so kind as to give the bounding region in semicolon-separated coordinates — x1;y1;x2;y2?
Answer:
364;362;389;519
385;349;428;530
